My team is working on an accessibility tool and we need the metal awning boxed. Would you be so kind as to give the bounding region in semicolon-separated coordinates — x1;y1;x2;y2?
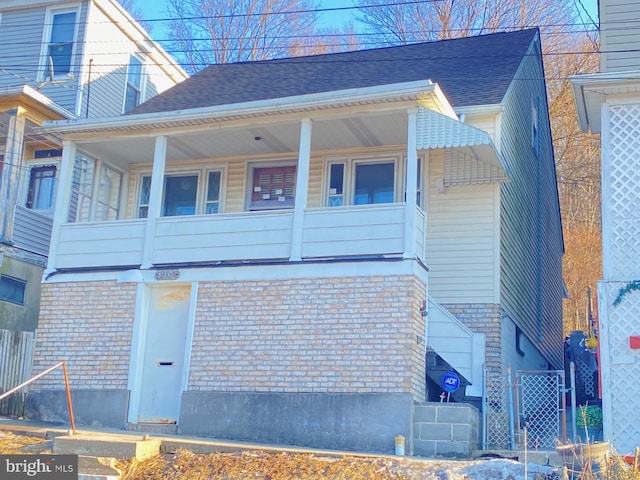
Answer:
417;107;508;185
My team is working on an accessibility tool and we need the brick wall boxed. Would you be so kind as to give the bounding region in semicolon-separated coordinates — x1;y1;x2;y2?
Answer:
32;281;136;390
190;275;427;400
413;402;480;457
444;303;502;375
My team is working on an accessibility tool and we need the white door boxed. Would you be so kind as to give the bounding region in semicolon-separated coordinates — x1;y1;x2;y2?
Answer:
138;286;191;423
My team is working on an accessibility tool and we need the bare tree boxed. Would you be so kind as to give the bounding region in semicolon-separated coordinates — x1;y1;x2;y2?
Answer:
355;0;576;45
117;0;152;32
164;0;322;72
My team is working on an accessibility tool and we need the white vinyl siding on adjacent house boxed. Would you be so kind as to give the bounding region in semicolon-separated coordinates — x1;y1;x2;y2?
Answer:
601;0;640;72
425;151;498;304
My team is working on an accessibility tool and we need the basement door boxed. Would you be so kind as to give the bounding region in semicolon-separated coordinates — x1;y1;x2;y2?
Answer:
138;286;191;424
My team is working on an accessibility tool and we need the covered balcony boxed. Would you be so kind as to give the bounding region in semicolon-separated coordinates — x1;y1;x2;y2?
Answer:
42;81;503;274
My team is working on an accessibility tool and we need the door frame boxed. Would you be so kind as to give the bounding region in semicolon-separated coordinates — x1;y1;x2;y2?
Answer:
126;281;198;424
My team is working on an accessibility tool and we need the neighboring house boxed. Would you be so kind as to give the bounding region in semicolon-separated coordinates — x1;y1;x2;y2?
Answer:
572;0;640;455
0;0;187;335
30;28;563;454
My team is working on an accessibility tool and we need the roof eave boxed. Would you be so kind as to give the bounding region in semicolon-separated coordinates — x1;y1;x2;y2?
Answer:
571;70;640;134
42;80;442;135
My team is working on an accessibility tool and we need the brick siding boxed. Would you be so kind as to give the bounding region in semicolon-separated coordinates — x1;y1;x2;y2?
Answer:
32;281;136;389
190;275;427;399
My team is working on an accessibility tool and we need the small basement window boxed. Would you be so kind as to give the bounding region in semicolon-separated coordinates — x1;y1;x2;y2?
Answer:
0;275;26;305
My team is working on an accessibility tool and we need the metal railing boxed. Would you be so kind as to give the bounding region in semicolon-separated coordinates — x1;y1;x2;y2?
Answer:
0;361;75;433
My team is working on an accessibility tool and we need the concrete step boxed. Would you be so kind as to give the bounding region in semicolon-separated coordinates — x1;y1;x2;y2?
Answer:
53;433;161;461
77;456;122;480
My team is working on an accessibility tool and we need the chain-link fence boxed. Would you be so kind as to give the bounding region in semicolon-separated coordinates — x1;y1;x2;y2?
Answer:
484;371;511;450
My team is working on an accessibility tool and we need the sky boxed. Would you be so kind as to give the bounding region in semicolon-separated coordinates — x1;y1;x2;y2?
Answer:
132;0;600;43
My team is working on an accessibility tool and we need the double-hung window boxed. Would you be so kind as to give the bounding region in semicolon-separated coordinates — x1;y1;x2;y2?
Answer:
124;56;144;112
26;165;57;211
44;10;77;79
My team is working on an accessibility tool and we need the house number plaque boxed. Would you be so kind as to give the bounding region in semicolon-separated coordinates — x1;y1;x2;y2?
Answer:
155;269;180;280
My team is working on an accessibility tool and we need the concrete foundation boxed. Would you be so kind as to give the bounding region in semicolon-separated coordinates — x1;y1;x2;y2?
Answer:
25;390;129;429
179;391;413;454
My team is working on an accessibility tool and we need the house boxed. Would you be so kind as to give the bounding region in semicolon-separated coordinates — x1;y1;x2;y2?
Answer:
28;28;564;454
0;0;186;414
572;0;640;455
0;0;186;332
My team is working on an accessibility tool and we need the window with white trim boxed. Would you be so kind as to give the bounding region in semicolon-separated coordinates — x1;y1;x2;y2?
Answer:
326;155;424;208
325;156;401;207
137;168;225;218
124;55;144;112
43;9;77;79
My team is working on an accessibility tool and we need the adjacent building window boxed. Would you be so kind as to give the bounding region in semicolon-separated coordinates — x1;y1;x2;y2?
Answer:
124;56;143;112
137;169;224;218
45;10;77;78
26;165;57;210
250;165;296;210
0;275;26;306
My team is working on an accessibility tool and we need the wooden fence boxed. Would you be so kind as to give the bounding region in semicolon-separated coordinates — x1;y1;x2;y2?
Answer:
0;329;35;416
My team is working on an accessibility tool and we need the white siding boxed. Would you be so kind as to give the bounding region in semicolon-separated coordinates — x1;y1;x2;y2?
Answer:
0;8;47;89
601;0;640;72
425;151;498;304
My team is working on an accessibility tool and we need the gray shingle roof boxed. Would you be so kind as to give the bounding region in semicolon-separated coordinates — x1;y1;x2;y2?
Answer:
130;28;538;115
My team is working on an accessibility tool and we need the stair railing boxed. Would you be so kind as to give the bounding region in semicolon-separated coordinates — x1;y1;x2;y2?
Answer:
0;361;75;433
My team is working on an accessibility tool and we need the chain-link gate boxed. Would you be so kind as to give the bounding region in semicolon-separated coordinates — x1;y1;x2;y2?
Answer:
484;368;566;451
516;370;566;450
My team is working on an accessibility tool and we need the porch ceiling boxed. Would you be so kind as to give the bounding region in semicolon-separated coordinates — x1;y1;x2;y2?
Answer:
77;110;410;168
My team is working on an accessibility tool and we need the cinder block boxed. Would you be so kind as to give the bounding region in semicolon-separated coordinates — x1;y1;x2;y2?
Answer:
413;439;437;457
435;440;474;458
420;423;452;441
413;404;437;423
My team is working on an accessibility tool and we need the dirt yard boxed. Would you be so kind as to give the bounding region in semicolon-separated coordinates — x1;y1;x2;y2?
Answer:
0;429;562;479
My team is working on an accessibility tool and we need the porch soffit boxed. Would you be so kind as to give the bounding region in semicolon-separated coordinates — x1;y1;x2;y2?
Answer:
416;107;506;185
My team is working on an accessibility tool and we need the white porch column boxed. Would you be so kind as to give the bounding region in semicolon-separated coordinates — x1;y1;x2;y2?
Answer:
404;108;418;259
0;108;26;243
45;140;76;276
290;118;312;261
141;136;167;269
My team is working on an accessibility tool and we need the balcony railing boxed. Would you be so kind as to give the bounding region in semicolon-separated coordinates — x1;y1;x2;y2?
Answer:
52;203;425;270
